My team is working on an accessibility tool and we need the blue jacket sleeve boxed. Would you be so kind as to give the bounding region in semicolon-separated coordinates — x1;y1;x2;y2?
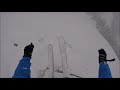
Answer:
12;57;31;78
99;62;112;78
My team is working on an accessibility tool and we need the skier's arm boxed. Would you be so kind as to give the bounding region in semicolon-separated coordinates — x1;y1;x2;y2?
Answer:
99;62;112;78
12;57;31;78
12;43;34;78
98;49;114;78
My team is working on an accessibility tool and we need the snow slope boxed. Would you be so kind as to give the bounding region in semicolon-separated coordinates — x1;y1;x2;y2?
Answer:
0;12;119;78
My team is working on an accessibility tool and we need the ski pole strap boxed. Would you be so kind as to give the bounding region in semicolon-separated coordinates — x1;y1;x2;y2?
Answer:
105;59;115;62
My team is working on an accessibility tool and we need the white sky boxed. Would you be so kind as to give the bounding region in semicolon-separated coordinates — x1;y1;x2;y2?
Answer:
0;12;119;78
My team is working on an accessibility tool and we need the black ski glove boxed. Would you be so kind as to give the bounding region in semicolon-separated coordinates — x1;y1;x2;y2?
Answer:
23;43;34;58
98;48;115;64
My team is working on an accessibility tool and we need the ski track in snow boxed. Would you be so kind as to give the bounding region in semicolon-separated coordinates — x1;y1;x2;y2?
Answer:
1;12;119;78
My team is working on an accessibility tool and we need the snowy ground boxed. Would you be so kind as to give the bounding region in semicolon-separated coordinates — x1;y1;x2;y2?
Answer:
0;12;120;78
